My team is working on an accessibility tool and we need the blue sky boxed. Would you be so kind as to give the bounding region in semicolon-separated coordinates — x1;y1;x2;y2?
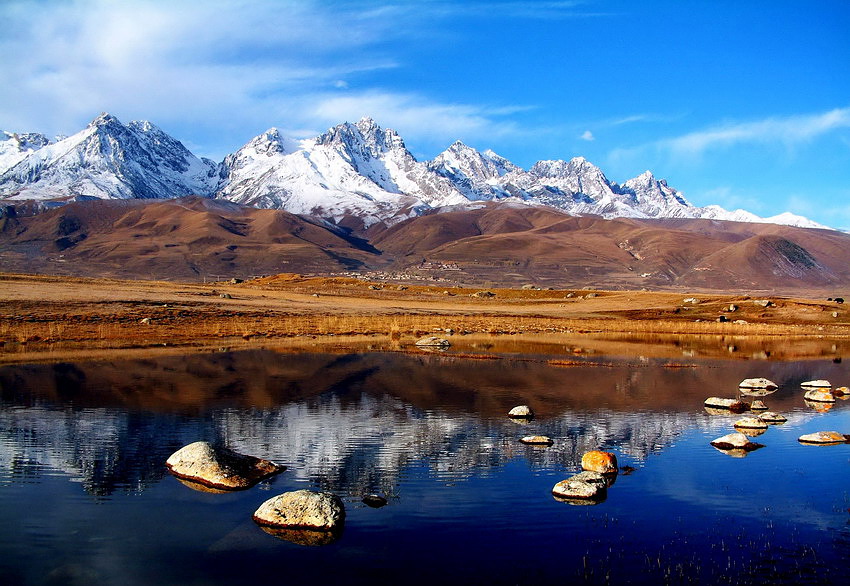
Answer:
2;0;849;226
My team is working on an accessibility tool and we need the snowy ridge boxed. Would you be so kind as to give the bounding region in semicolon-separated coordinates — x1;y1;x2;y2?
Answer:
0;113;831;230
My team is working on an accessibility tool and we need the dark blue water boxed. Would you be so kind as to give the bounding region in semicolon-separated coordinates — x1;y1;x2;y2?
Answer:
1;349;848;584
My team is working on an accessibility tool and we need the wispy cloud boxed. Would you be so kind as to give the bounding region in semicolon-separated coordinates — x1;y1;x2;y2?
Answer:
0;0;529;159
580;130;594;141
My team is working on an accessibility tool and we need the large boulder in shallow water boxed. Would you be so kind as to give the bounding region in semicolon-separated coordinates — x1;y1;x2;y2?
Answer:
166;441;284;490
581;450;618;474
759;411;787;424
253;490;345;532
798;431;850;445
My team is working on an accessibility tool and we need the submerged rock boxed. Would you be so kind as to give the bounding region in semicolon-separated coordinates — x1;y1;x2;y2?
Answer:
253;490;345;532
165;441;284;490
581;450;618;475
738;378;778;390
798;431;850;445
803;389;835;403
801;379;831;388
520;435;554;446
415;336;451;347
508;405;534;419
710;432;764;452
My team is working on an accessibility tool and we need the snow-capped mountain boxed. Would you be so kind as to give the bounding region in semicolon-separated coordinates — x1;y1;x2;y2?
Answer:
0;113;218;201
0;113;830;230
216;117;468;226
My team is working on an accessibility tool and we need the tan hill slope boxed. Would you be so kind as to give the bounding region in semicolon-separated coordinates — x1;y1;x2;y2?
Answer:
1;198;849;294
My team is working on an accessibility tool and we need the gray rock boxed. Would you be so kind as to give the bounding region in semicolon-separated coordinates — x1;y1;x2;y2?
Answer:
704;397;748;412
734;416;768;431
749;400;768;411
253;489;345;531
166;441;284;490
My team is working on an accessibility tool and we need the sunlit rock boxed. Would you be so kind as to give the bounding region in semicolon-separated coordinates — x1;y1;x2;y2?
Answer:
704;397;748;413
801;380;831;388
733;417;768;437
797;431;850;445
253;489;346;532
415;336;451;347
520;435;554;446
833;386;849;397
738;378;778;390
803;389;835;403
759;411;787;424
552;477;607;503
804;400;834;412
508;405;534;419
165;441;284;490
749;400;768;411
710;432;764;452
581;450;618;474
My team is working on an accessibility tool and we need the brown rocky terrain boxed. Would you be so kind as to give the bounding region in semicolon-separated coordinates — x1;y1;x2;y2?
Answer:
2;197;849;295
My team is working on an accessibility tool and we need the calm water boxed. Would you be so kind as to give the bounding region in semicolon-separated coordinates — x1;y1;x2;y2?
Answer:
1;346;849;585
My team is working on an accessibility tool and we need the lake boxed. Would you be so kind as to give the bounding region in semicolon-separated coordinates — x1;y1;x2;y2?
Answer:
1;339;848;584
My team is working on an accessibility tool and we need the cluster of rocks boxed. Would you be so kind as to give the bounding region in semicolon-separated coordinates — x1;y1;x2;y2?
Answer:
705;377;850;455
508;405;622;505
165;441;348;546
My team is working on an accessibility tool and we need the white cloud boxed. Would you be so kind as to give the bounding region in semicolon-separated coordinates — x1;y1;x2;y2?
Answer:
580;130;594;141
0;0;528;160
661;108;850;158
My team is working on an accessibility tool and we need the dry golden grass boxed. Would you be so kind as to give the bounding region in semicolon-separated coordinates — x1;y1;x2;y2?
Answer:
2;272;849;362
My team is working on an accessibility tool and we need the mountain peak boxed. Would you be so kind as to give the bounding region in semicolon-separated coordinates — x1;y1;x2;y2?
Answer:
89;112;121;128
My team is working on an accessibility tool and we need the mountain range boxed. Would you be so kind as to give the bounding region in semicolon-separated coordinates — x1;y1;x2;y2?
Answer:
0;113;827;230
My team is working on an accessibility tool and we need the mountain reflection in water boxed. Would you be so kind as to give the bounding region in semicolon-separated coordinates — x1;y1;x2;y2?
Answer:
0;347;848;584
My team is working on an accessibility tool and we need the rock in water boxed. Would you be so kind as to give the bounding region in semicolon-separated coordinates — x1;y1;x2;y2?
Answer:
165;441;283;490
738;378;778;390
519;435;553;446
581;450;618;474
414;336;451;347
704;397;748;412
759;411;787;424
803;389;835;403
749;400;768;411
362;494;388;508
253;490;346;531
734;416;768;431
552;478;607;503
798;431;850;445
710;432;763;452
800;379;831;388
508;405;534;419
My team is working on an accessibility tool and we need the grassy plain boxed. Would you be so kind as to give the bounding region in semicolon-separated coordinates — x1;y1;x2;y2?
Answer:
1;272;849;364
